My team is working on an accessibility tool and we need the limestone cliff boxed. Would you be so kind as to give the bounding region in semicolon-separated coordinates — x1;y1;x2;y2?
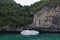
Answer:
30;5;60;32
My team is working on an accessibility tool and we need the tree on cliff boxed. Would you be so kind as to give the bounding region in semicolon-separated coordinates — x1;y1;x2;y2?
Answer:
0;0;33;28
30;0;60;13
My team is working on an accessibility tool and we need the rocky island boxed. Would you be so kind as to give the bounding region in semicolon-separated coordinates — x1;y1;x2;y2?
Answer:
0;0;60;33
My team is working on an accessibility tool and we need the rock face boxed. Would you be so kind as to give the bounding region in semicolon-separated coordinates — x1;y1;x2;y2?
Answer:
31;5;60;32
0;26;23;31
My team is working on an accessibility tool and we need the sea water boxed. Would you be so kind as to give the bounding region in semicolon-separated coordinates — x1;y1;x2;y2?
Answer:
0;33;60;40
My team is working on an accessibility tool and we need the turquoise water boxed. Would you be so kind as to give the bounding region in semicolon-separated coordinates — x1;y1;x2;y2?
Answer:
0;33;60;40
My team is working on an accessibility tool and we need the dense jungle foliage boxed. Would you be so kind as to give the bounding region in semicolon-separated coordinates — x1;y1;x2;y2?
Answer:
0;0;33;27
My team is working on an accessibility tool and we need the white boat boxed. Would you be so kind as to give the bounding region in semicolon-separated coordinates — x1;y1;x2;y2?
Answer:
21;30;39;35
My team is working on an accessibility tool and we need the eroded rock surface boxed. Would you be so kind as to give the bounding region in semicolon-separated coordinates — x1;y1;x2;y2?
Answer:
31;5;60;32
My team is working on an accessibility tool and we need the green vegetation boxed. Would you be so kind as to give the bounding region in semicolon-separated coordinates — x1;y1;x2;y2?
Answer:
30;1;44;13
0;0;33;28
44;0;60;4
31;0;60;13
